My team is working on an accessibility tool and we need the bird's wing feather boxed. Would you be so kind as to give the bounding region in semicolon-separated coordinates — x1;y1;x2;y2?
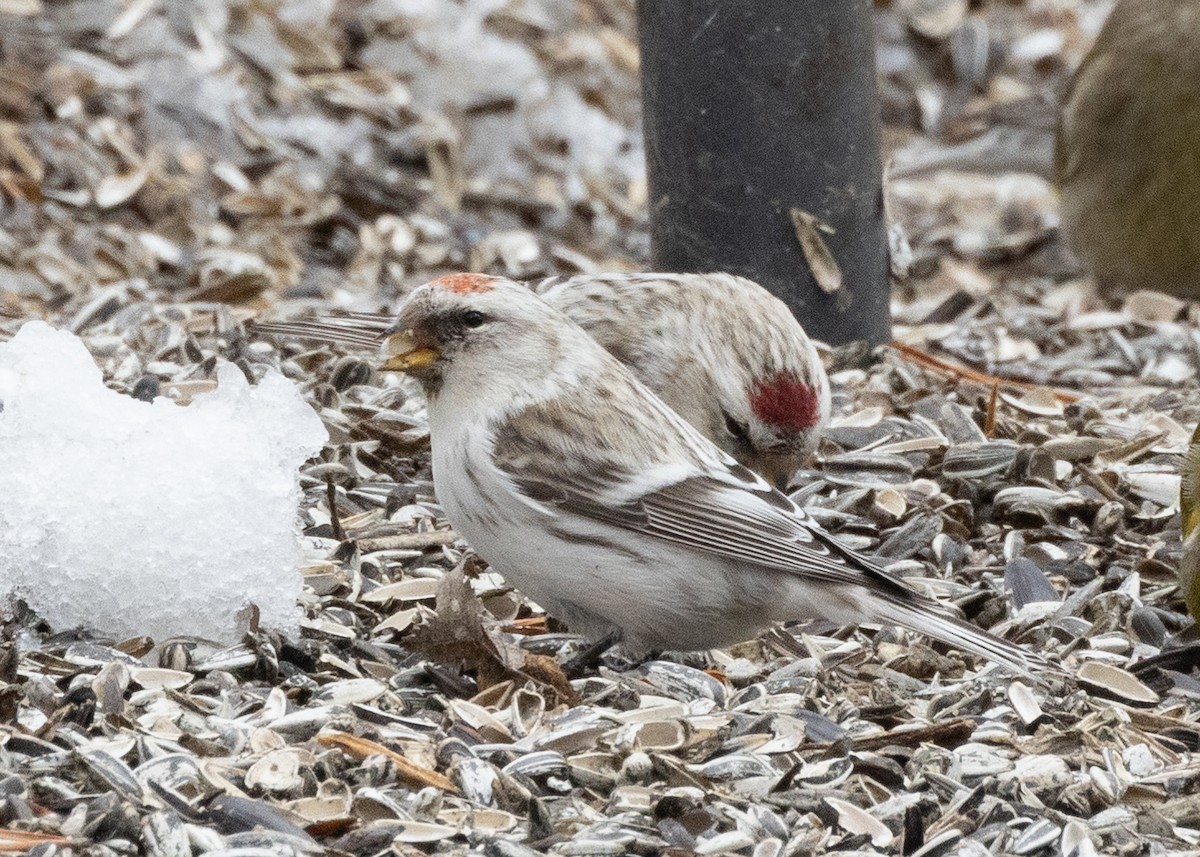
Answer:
510;469;932;604
491;376;918;596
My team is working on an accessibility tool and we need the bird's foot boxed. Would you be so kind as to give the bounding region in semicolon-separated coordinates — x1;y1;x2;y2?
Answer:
562;630;623;679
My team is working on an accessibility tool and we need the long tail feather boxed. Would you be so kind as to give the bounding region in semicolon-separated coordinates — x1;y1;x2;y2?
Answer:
250;317;391;349
874;595;1051;685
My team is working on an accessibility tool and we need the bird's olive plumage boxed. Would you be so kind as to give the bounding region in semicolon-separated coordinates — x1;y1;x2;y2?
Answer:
1179;422;1200;621
1055;0;1200;298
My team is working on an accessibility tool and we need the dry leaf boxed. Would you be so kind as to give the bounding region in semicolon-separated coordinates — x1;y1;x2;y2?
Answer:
408;565;576;704
408;566;520;670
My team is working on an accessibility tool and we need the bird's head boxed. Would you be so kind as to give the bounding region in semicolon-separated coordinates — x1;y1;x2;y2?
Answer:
718;370;825;490
381;273;598;407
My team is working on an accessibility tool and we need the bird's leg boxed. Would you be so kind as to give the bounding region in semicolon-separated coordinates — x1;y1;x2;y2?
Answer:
610;647;665;672
562;629;623;678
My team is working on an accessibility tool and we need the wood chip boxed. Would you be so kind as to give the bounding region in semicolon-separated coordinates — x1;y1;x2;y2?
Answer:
355;530;458;553
316;731;458;793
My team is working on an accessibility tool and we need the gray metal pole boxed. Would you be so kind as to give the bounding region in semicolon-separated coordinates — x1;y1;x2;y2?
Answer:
636;1;891;346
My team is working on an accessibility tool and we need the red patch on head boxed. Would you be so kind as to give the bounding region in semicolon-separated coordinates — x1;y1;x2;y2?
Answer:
429;273;496;294
750;372;821;432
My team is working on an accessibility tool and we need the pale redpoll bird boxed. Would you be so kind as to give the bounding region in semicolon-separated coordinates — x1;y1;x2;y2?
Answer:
373;273;1041;677
254;272;830;488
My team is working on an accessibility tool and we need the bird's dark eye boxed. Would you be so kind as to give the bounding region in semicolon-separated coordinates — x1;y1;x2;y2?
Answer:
724;413;750;443
461;310;487;328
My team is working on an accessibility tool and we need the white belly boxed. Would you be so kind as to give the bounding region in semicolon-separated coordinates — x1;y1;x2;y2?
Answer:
428;415;863;651
434;435;790;650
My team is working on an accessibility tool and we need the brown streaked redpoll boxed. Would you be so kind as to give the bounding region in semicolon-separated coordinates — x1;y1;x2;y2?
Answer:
377;273;1042;678
253;272;830;488
536;273;830;487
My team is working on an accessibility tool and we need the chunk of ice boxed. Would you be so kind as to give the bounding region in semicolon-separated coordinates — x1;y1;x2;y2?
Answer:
0;322;327;643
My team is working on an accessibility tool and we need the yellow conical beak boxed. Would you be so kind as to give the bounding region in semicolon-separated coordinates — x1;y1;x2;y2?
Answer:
380;330;439;372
